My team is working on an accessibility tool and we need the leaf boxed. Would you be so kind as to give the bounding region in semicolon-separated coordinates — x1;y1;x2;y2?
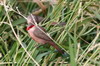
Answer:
0;18;26;33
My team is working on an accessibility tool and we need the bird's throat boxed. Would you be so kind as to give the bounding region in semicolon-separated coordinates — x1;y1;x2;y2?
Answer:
26;25;35;30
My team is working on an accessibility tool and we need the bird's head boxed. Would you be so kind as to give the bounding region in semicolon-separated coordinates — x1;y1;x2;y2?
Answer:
27;14;44;25
27;14;35;25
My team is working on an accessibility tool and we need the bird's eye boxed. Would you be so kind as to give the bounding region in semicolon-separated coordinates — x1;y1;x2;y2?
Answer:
26;25;34;30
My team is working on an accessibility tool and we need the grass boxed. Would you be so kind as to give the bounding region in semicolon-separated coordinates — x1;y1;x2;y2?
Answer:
0;0;100;66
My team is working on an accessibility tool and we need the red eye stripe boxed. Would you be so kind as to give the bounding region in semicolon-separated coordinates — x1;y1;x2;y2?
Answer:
26;25;34;30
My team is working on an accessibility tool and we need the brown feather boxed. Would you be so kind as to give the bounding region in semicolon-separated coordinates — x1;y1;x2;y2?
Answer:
33;26;51;41
27;25;64;54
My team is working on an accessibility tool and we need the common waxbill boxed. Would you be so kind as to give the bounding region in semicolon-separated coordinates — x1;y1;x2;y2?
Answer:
26;24;64;54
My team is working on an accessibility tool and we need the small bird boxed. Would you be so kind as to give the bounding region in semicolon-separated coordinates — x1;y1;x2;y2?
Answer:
26;24;64;54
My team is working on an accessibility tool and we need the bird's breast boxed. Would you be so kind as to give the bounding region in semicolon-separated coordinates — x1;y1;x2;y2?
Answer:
28;27;47;44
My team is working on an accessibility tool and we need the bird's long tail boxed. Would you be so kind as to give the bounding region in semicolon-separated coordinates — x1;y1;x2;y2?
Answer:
48;41;64;54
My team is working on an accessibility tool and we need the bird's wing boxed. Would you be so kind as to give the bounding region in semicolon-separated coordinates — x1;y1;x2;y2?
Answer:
33;26;52;41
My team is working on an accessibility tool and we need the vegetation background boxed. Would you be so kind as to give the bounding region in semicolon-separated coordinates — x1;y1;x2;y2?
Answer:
0;0;100;66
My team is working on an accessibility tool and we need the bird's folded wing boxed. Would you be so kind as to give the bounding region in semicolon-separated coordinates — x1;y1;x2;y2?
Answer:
33;26;52;41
